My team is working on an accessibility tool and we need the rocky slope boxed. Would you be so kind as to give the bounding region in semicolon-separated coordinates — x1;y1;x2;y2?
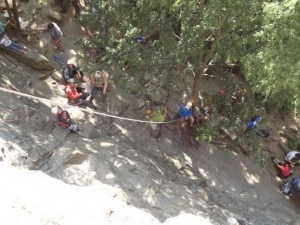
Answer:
0;0;299;224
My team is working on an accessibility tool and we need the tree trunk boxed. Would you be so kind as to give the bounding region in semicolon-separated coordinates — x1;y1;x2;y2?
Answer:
12;0;21;35
191;15;227;106
4;0;21;35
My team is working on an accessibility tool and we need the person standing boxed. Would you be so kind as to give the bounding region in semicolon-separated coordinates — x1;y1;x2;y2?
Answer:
47;22;64;53
89;70;109;105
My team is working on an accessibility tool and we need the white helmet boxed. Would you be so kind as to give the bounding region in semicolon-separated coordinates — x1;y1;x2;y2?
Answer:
67;59;75;65
95;71;101;78
51;106;58;114
186;102;192;107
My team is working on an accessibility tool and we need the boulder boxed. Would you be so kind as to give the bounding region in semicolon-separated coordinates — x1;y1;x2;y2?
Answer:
0;46;54;71
63;150;87;165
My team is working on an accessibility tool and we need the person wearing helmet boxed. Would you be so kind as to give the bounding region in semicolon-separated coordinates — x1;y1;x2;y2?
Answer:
65;78;90;104
89;70;109;105
51;106;81;133
285;150;300;166
179;101;194;127
62;59;83;83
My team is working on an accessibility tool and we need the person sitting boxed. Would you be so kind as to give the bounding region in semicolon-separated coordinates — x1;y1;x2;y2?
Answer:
51;106;81;134
271;156;292;178
62;59;83;83
0;34;25;54
285;150;300;166
244;115;261;132
89;70;109;105
64;78;90;104
179;101;194;127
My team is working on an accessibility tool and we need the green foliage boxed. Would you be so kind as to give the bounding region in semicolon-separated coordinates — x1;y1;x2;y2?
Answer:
195;126;212;142
242;0;300;114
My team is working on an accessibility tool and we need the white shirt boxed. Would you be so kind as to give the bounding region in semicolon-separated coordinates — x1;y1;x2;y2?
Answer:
285;151;299;161
0;35;12;47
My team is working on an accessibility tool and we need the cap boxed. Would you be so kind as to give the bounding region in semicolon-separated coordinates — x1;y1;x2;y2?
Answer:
186;102;192;107
51;106;58;114
68;78;75;83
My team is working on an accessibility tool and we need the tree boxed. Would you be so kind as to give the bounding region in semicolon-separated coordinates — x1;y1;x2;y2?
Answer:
4;0;21;35
242;0;300;114
83;0;300;114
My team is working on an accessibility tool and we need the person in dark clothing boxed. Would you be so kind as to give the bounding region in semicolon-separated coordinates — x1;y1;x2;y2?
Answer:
62;60;83;83
51;106;81;134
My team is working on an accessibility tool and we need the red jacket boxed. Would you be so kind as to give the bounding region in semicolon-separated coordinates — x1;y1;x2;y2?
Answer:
65;84;81;100
57;110;71;128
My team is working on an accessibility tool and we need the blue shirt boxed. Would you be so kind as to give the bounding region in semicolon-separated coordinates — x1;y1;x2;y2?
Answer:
179;105;193;118
246;116;261;129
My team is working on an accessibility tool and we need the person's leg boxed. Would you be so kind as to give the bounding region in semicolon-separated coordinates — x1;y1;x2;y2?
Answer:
89;87;98;103
8;42;23;53
81;92;90;100
188;115;194;126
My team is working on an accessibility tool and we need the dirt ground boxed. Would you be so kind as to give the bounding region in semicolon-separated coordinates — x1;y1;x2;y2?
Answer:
0;1;300;225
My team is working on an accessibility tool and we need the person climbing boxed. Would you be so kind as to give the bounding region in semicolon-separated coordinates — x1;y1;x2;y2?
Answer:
65;78;90;105
47;22;64;53
179;101;194;127
271;156;292;178
62;59;83;83
244;115;261;132
51;106;81;134
0;33;25;54
284;150;300;166
89;70;109;105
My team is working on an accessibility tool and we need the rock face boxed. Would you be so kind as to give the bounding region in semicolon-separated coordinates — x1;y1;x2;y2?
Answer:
0;46;54;71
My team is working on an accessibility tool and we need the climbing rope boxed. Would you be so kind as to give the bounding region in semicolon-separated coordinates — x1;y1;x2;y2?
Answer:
0;87;179;124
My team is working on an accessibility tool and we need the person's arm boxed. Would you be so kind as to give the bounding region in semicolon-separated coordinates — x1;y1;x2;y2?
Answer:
63;67;70;81
90;73;95;86
102;78;108;95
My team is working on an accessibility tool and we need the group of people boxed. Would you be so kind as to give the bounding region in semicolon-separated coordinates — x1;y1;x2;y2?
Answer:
62;60;109;107
49;21;109;134
272;151;300;196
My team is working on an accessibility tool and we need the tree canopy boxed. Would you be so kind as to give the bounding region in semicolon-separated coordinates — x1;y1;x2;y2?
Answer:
80;0;300;114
